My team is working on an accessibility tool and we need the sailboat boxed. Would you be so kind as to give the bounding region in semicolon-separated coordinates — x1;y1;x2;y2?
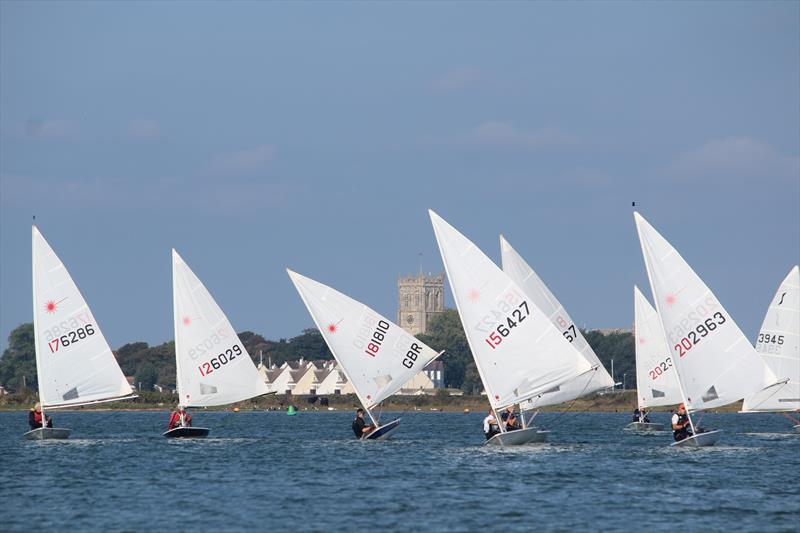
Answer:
500;235;615;414
287;269;442;441
429;210;592;446
634;212;776;447
25;226;136;440
626;286;682;431
165;250;271;438
740;265;800;431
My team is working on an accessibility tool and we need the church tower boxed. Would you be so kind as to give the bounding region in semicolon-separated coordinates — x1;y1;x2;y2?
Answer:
397;273;445;336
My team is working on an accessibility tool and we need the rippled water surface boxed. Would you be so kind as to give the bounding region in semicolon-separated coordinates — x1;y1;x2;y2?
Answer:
1;410;798;532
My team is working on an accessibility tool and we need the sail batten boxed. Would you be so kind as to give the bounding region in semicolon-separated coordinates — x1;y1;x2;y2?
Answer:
429;211;591;410
172;250;269;408
32;226;135;409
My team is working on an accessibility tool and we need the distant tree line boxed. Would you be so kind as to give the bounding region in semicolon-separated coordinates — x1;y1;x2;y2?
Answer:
0;312;636;393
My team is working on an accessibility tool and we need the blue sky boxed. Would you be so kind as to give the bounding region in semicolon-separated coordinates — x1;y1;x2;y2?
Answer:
1;1;798;351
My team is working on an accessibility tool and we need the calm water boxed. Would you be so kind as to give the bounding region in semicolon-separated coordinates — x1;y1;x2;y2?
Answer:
0;410;798;532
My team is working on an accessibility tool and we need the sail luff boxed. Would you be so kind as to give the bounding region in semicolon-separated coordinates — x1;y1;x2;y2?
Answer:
31;226;47;421
172;249;184;403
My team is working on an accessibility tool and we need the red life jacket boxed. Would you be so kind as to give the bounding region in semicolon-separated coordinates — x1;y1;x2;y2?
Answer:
34;411;43;424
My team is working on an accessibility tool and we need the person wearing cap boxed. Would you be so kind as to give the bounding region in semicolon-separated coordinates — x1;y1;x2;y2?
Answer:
352;408;375;439
167;405;192;430
28;402;53;430
483;410;500;440
671;403;692;441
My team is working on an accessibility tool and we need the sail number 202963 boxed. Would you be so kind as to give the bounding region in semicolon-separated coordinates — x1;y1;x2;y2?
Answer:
673;312;726;358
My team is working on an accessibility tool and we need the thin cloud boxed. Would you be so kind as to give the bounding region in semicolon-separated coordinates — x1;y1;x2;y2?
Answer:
431;67;482;92
672;137;799;181
128;118;161;140
469;121;578;150
21;118;80;140
211;144;275;174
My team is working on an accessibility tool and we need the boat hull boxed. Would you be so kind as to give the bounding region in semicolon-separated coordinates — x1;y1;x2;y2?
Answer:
23;427;71;440
625;422;665;432
484;427;548;447
670;429;721;448
794;424;800;434
162;427;210;438
364;418;401;441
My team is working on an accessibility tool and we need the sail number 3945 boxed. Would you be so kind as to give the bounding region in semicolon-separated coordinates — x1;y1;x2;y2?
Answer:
485;301;530;349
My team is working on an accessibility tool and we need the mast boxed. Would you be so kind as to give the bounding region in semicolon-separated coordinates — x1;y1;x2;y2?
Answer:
31;226;47;427
634;217;697;435
171;250;184;406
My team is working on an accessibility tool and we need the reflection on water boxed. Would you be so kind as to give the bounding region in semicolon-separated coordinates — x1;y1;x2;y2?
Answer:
1;411;798;532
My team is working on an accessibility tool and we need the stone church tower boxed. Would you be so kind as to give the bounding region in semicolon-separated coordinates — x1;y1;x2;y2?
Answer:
397;273;445;336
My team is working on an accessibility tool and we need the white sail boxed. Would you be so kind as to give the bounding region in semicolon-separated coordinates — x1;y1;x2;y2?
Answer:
634;212;775;411
172;250;269;407
287;269;441;410
634;286;682;408
429;210;591;410
500;235;614;409
32;226;134;409
742;265;800;412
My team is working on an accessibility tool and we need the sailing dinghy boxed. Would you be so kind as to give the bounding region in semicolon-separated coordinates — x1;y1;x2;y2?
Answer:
634;213;776;447
166;250;270;438
626;287;683;432
741;266;800;430
25;226;136;440
500;236;615;415
287;269;442;441
430;211;593;446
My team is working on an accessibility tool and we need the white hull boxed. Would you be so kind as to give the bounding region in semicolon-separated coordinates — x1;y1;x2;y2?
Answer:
162;426;210;438
670;429;721;448
484;427;548;447
23;427;71;440
794;424;800;434
363;418;401;441
625;422;665;432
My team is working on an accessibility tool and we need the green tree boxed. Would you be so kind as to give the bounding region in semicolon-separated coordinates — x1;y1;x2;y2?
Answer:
134;362;158;391
417;309;474;391
0;323;36;392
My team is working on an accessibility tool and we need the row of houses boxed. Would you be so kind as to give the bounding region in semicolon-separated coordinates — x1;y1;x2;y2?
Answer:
257;358;445;396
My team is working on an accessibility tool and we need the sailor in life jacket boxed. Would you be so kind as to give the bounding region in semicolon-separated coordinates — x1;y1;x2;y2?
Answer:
351;408;375;439
28;402;53;430
671;403;692;442
167;406;192;430
483;411;500;440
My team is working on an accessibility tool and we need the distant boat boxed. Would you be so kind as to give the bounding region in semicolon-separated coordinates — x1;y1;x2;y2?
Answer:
165;250;270;438
626;286;682;432
740;265;800;430
634;212;776;447
25;226;136;440
287;269;442;441
500;235;615;413
430;211;592;446
287;405;297;416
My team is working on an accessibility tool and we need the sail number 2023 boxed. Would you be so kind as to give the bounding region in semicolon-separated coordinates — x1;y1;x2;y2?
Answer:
673;312;726;358
198;344;242;376
485;301;530;349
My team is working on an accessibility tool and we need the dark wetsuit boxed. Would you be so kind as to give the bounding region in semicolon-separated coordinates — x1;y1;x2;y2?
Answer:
673;413;692;442
485;422;500;441
352;416;368;439
28;410;52;430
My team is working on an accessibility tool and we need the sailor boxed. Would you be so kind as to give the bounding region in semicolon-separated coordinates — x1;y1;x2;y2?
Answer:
352;408;375;439
632;407;641;422
671;403;692;442
640;408;650;424
500;406;521;431
167;405;192;430
483;410;500;440
28;402;52;430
